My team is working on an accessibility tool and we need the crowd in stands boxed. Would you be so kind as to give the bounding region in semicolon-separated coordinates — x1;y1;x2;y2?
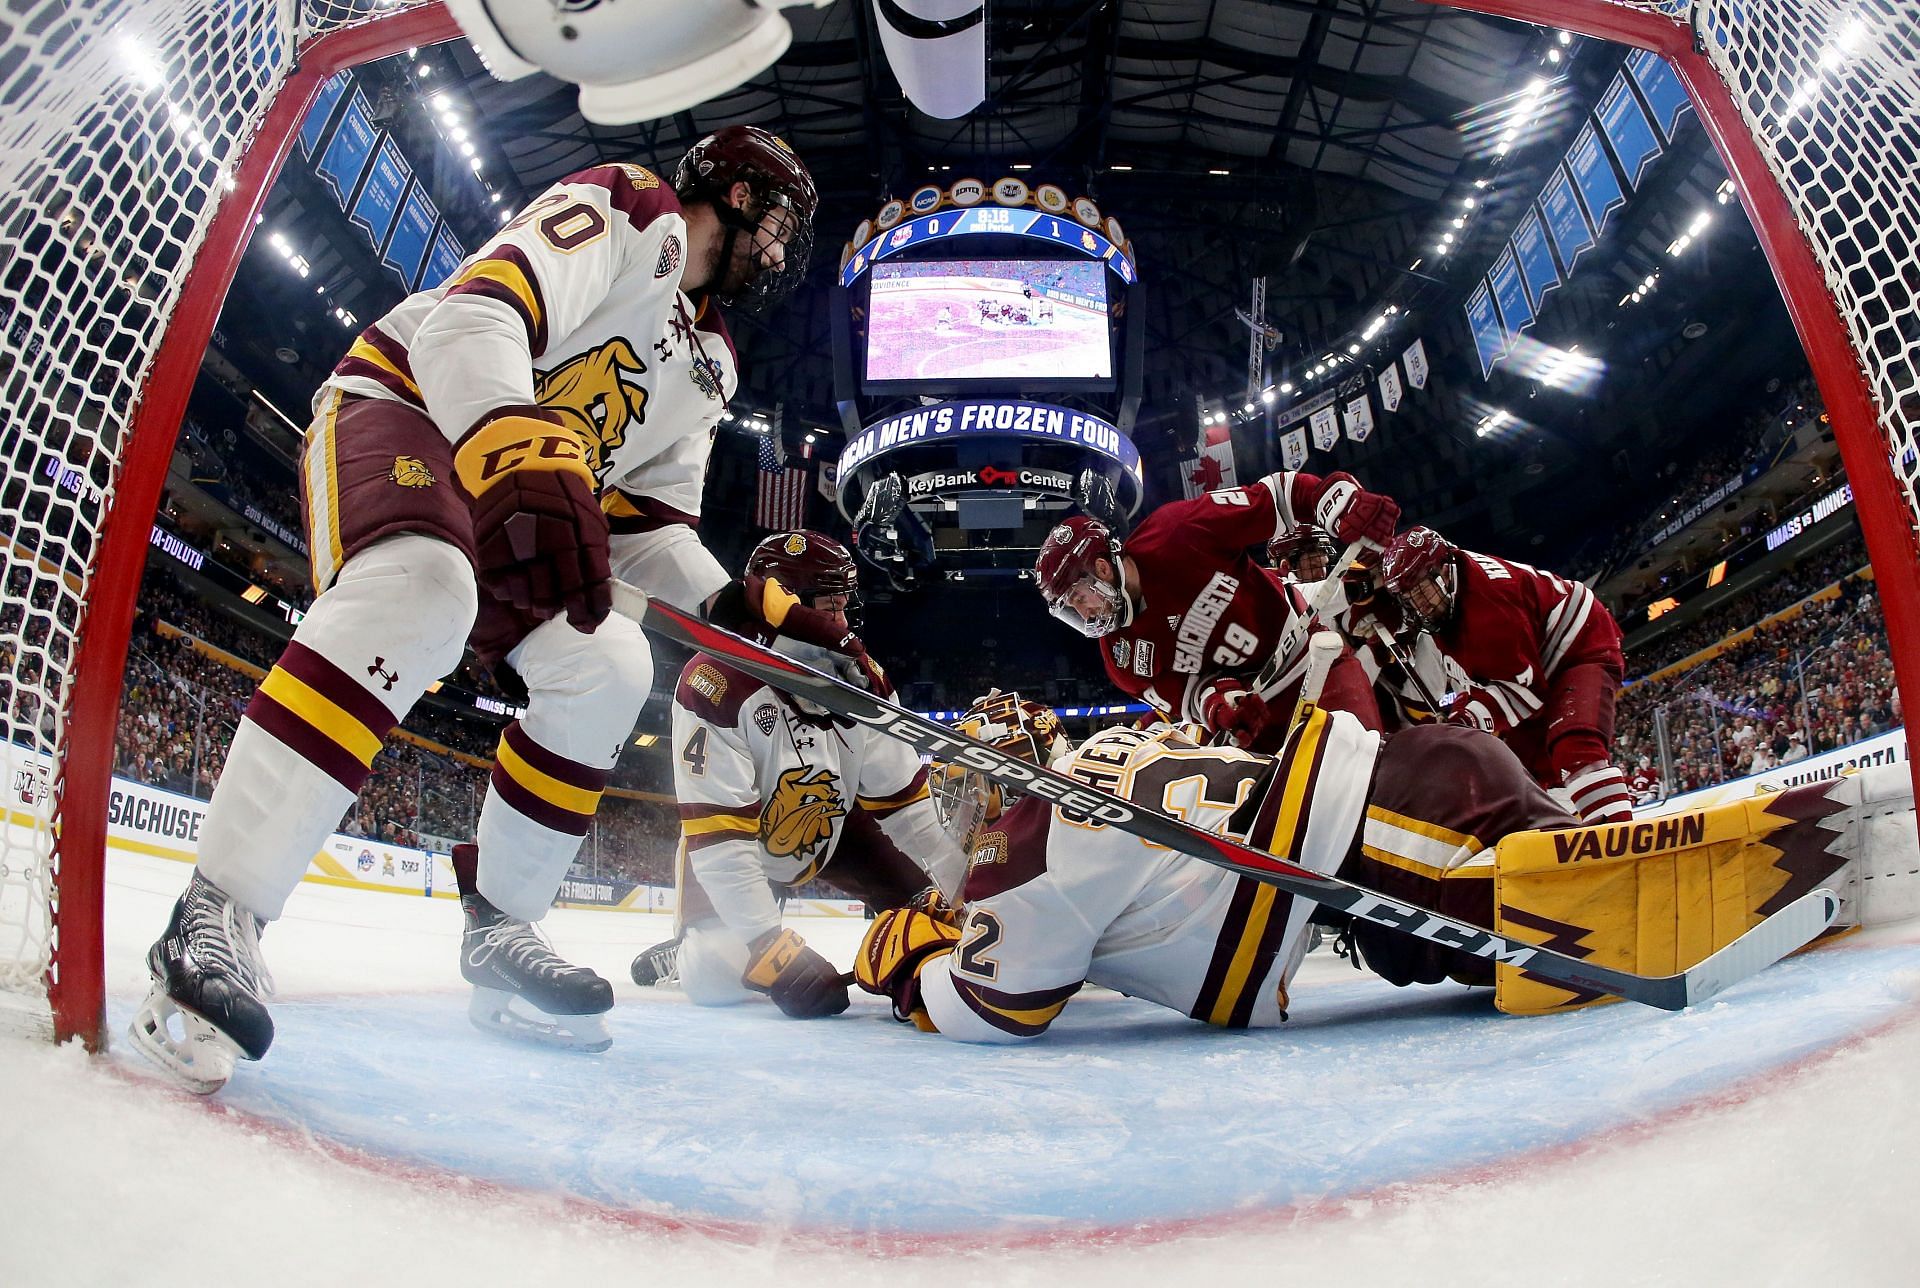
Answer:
1614;561;1898;795
1567;375;1817;585
1623;534;1870;681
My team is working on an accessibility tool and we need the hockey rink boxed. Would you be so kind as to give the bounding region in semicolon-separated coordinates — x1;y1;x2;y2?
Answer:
4;849;1919;1285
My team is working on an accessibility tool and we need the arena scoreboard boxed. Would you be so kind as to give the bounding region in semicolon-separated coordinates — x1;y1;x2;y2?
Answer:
830;178;1145;582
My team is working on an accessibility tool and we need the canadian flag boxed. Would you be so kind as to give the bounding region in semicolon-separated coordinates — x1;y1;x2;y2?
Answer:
1182;422;1238;499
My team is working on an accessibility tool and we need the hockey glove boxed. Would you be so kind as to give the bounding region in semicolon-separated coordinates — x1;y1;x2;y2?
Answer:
1313;471;1401;551
742;927;850;1019
455;407;611;631
1198;680;1271;749
746;573;861;653
855;906;962;1028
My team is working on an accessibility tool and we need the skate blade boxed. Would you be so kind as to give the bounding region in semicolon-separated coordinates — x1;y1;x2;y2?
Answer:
467;987;612;1053
126;985;246;1095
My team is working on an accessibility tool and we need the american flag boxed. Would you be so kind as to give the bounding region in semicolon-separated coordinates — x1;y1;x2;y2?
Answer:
753;434;810;529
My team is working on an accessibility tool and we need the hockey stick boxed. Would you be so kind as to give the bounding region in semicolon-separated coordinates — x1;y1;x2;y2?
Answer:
1369;623;1454;723
1245;538;1366;705
615;585;1838;1011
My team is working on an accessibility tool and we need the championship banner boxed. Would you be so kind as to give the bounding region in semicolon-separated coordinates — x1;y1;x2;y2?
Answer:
817;458;839;502
1379;361;1403;413
1308;404;1339;450
1279;425;1309;470
1343;394;1375;443
1403;338;1429;389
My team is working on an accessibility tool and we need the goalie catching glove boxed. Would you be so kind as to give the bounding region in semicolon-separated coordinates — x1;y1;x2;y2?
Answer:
854;905;963;1029
742;927;849;1019
454;407;611;630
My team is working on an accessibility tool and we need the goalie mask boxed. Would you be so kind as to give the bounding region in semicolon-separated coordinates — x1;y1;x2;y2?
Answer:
1033;515;1131;638
1381;526;1460;629
443;1;832;127
675;125;818;306
1268;523;1337;583
931;690;1071;850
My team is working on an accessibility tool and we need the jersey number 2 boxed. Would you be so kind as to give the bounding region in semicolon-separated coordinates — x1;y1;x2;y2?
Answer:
957;908;1003;980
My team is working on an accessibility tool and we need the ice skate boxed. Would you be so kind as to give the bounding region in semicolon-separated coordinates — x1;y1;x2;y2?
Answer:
454;845;613;1052
127;870;276;1095
628;935;682;987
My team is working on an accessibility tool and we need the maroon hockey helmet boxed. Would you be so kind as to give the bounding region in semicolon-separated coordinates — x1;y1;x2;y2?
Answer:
747;529;861;627
1268;523;1338;581
674;125;817;303
1033;515;1129;638
1380;526;1460;628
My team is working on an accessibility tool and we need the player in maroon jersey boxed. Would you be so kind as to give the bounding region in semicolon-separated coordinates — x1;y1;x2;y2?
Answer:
1379;526;1631;822
1267;522;1338;584
1032;471;1398;751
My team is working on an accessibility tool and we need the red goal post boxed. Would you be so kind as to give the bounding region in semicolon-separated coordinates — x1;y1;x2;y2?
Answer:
1432;0;1920;794
1;1;454;1048
2;0;1917;1050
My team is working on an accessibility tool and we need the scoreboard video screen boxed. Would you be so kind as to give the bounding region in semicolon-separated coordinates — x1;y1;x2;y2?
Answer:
864;258;1112;389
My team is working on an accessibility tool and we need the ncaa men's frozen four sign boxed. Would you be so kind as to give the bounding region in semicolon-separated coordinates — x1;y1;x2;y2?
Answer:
840;399;1141;479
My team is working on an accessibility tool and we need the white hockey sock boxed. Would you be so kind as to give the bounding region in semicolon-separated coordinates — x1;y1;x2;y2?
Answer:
195;535;478;921
475;612;655;919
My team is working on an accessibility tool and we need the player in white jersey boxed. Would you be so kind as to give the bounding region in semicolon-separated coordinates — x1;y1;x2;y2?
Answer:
661;532;967;1018
130;126;820;1091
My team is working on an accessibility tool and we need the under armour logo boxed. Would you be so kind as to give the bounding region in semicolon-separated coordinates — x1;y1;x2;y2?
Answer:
368;658;399;691
654;338;673;361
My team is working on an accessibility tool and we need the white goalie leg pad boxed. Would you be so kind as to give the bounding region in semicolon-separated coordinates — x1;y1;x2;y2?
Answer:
466;988;612;1053
677;921;755;1007
477;612;656;920
126;984;248;1095
1833;763;1920;927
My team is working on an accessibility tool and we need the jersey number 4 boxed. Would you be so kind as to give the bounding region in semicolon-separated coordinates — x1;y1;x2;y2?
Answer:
680;726;709;776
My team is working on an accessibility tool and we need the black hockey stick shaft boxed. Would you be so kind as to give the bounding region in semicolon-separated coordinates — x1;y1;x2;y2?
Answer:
1370;623;1454;723
621;589;1836;1011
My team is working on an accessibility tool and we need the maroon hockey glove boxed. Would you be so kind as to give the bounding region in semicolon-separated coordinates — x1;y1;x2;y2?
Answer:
455;409;611;631
1199;681;1271;749
1313;471;1401;550
741;573;861;652
743;927;851;1019
831;641;894;699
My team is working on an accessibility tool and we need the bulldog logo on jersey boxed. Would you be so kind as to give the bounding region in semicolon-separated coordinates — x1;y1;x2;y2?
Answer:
388;456;435;489
534;338;649;482
761;767;845;860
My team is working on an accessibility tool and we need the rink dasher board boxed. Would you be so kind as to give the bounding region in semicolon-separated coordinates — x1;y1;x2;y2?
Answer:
0;740;861;918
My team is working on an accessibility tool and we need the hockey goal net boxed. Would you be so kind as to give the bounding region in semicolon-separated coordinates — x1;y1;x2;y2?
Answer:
2;0;1918;1048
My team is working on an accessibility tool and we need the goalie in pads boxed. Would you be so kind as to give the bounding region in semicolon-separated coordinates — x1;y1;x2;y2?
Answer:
854;709;1883;1040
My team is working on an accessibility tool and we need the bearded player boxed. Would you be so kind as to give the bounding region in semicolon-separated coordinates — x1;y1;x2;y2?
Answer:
131;127;829;1089
1032;471;1396;753
651;531;967;1019
1378;526;1631;823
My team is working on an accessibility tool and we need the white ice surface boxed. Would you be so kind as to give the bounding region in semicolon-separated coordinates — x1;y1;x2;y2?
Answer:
3;850;1919;1286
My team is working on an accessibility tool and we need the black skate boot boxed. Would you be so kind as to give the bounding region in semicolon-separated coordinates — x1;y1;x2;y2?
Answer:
127;870;275;1094
453;844;613;1052
628;935;682;987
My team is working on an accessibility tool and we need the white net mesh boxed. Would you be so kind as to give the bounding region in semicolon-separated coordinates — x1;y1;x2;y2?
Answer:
1685;0;1920;544
0;1;427;1027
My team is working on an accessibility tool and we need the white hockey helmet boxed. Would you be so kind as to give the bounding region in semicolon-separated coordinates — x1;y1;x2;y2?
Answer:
443;1;835;126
